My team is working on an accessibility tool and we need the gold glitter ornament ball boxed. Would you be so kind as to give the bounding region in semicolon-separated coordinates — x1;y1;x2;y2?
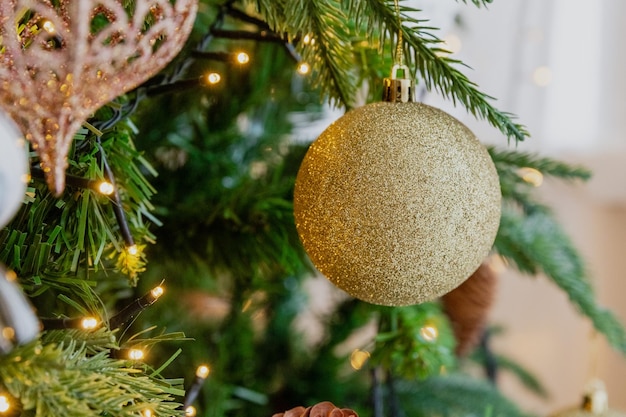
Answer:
294;102;501;306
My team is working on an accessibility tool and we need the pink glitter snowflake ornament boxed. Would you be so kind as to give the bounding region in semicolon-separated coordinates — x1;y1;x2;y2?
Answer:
0;0;198;196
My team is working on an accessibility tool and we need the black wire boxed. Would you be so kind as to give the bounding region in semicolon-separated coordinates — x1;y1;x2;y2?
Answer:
87;0;300;134
95;138;134;248
480;329;499;384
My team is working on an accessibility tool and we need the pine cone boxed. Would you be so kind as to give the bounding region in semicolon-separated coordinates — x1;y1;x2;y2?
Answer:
272;401;358;417
441;262;498;356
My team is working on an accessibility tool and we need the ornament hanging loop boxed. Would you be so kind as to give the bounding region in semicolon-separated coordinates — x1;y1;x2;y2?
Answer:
384;0;414;103
383;64;414;103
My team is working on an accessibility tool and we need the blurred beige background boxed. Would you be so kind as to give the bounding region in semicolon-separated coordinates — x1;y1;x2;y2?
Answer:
435;1;626;414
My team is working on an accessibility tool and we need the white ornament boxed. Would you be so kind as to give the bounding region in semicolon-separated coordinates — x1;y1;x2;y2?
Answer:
0;111;28;228
0;267;40;355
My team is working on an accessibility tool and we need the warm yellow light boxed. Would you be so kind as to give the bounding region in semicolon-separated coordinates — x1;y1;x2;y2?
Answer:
196;364;210;379
303;34;313;45
1;327;15;341
150;286;164;299
349;349;370;370
127;245;138;256
419;325;438;342
128;349;145;361
235;52;249;64
443;33;462;54
297;62;310;75
185;405;197;416
532;66;552;87
205;72;221;85
42;20;56;34
5;270;17;282
97;181;115;195
0;395;10;413
81;317;99;330
141;409;154;417
518;167;543;187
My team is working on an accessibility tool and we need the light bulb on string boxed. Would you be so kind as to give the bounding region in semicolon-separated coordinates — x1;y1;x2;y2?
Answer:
184;364;211;408
0;394;10;413
204;72;221;85
81;317;99;330
297;62;310;75
235;52;249;64
185;406;197;416
419;325;439;342
196;364;210;379
128;348;145;361
108;283;165;330
127;245;138;256
97;181;115;195
41;315;100;330
151;286;164;299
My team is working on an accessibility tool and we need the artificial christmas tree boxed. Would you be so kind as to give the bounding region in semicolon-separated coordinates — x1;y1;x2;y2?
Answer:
0;1;624;416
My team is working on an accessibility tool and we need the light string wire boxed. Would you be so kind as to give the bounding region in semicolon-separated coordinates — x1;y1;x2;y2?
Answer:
393;0;404;67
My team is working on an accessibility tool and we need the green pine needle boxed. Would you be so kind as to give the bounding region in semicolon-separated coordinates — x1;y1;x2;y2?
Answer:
0;341;184;417
397;374;536;417
253;0;528;141
496;207;626;354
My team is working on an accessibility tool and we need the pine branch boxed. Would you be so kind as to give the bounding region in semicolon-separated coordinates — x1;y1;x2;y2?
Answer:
495;207;626;354
372;303;457;380
470;333;548;399
493;354;548;399
1;114;159;311
0;341;184;417
397;374;536;417
456;0;494;7
488;146;591;216
490;149;625;354
254;0;357;107
251;0;528;139
489;146;591;181
345;0;529;142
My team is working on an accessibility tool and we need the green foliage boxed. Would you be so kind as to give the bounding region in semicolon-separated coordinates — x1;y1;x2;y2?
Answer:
456;0;494;7
373;303;457;380
254;0;528;142
2;2;624;417
491;147;626;354
396;374;536;417
493;354;548;399
490;146;591;213
0;338;184;417
496;207;626;353
0;117;157;314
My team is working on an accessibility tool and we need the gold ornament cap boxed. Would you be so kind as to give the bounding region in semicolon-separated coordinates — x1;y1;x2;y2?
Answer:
582;379;609;414
382;64;415;103
549;379;626;417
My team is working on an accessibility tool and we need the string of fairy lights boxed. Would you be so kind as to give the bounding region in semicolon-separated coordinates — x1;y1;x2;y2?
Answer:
0;4;552;416
0;2;314;416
